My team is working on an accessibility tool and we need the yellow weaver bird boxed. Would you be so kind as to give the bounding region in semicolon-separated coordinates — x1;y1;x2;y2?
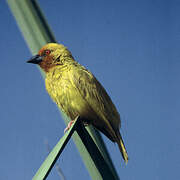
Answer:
27;43;128;163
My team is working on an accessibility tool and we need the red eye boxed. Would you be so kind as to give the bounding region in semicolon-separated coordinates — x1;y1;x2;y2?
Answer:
45;50;51;55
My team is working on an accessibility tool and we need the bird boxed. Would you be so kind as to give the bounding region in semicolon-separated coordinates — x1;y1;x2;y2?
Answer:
27;43;128;163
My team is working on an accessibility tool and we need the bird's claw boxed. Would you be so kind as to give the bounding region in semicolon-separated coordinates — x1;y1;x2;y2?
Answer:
64;120;75;133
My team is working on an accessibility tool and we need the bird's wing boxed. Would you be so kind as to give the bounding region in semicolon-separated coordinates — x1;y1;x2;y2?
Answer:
68;66;120;138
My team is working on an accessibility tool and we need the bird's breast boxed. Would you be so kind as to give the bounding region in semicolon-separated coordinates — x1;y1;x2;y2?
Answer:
45;69;94;120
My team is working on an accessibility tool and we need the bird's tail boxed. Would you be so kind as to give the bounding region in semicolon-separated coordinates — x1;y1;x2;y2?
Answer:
116;131;128;164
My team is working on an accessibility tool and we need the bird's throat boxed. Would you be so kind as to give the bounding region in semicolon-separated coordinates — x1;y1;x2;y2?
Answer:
39;56;56;72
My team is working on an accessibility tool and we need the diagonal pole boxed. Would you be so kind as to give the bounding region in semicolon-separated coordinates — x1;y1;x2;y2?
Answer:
33;117;117;180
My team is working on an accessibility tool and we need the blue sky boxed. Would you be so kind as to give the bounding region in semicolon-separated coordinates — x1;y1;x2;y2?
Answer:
0;0;179;179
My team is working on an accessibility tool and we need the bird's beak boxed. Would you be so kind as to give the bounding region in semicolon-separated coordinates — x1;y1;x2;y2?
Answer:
27;54;43;64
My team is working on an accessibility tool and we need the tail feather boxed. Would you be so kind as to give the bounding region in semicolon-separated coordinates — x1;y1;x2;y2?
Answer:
116;132;128;164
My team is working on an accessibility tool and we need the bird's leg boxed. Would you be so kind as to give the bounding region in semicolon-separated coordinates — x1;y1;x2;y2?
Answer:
83;122;89;126
64;120;75;133
64;117;89;133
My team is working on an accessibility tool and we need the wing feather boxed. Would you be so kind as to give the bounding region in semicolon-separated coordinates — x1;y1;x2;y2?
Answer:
68;65;120;139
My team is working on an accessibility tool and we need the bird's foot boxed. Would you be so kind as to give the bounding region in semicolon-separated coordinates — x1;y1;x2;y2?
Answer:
83;122;89;126
64;120;75;133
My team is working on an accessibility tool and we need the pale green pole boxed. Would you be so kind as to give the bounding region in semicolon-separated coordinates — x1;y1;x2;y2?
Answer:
7;0;119;179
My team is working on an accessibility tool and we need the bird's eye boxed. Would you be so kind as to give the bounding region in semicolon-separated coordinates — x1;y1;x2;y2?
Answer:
45;50;51;55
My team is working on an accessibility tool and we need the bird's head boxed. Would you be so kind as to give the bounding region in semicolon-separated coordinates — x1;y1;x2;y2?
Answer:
27;43;73;72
